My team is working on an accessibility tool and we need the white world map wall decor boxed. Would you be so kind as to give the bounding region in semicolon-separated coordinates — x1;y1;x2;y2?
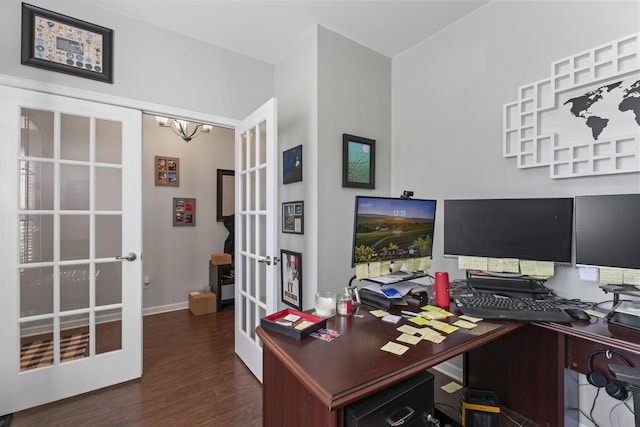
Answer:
503;33;639;179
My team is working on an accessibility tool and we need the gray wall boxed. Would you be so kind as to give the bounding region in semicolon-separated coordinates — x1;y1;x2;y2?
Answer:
1;0;273;120
392;0;640;304
141;115;234;310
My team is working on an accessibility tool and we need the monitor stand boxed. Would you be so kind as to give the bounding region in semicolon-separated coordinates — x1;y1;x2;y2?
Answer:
466;271;550;295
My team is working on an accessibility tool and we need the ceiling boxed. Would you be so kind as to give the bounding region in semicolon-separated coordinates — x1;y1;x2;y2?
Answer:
81;0;490;64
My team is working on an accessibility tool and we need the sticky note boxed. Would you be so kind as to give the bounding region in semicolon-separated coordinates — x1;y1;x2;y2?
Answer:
599;268;623;284
380;341;409;355
397;333;422;345
294;320;313;330
422;334;446;344
579;267;599;282
584;309;605;319
427;320;459;334
355;264;369;279
418;257;431;271
420;311;446;320
380;261;391;274
369;262;382;278
459;315;483;323
397;325;420;335
453;319;478;329
458;256;488;271
369;310;389;318
408;316;429;326
441;382;463;393
421;305;454;317
623;269;640;286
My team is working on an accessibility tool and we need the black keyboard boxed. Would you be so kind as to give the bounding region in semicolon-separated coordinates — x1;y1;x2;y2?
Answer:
454;294;572;322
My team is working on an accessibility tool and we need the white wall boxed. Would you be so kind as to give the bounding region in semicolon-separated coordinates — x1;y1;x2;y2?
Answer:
275;26;319;311
141;115;234;310
316;27;392;296
392;0;640;304
0;0;274;120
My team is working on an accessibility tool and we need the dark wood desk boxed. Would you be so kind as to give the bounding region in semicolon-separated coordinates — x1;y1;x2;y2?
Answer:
257;306;640;427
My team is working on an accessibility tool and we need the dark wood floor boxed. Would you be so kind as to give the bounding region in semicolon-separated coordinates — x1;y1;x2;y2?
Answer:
11;308;262;426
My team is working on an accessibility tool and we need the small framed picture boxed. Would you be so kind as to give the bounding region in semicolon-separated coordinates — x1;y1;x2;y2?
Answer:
21;3;114;83
173;197;196;226
281;250;302;310
282;201;304;234
345;285;361;304
342;134;375;189
283;145;302;184
156;156;179;186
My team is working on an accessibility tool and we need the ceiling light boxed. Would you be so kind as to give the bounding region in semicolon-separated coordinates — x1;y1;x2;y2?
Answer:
155;116;212;142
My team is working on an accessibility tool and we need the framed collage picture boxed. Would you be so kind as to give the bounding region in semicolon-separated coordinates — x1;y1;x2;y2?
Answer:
173;197;195;226
282;201;304;234
21;3;114;83
156;156;179;186
281;249;302;310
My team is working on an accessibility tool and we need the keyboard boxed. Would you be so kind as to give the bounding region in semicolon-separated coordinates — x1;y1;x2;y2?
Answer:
454;294;572;322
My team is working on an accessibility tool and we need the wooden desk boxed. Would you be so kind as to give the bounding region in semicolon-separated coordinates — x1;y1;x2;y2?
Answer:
258;305;640;427
257;306;522;427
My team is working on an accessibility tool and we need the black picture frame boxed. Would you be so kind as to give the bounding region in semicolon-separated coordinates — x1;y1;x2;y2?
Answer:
283;145;303;184
216;169;235;222
173;197;196;226
282;201;304;234
281;249;302;310
21;3;114;83
342;134;375;189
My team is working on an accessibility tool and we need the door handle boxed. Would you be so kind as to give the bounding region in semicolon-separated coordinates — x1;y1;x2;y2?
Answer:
116;252;137;262
258;256;271;265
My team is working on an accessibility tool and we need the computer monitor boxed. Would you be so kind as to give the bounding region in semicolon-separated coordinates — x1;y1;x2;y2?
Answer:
443;198;573;264
575;194;640;270
351;196;436;267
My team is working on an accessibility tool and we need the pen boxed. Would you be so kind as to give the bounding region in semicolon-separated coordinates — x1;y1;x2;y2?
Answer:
401;310;419;317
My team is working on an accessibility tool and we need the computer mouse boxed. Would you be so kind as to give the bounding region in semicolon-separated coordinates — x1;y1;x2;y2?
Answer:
564;308;591;321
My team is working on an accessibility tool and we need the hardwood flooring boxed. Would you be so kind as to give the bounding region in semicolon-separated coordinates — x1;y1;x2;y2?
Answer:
10;308;262;427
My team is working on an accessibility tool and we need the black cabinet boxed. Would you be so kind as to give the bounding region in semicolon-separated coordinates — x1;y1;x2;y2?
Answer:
209;261;234;312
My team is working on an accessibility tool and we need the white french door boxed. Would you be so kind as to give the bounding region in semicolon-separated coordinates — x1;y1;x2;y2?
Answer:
0;86;142;414
234;98;278;382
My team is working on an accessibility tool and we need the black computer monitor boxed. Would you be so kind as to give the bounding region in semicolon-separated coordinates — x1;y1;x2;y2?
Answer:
351;196;436;267
575;194;640;270
443;198;574;264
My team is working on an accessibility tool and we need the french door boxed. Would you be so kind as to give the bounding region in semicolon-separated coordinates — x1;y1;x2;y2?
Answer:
0;86;142;414
234;98;278;382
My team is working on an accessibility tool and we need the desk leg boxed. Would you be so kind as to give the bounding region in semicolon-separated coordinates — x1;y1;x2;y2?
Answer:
465;324;564;427
263;346;340;427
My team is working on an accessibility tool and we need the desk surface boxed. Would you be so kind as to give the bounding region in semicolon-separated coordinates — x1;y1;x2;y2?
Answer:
257;304;522;410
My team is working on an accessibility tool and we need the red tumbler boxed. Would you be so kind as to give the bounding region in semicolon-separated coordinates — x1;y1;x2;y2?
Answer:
434;272;450;309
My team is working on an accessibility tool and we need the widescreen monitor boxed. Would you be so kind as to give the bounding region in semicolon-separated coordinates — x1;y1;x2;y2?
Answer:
575;194;640;270
443;198;573;264
351;196;436;266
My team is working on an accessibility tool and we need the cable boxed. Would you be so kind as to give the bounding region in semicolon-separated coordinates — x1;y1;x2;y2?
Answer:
609;398;633;427
500;407;525;427
589;387;602;427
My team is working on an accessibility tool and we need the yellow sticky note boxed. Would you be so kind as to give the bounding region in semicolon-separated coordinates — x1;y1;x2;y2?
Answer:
397;333;422;345
520;260;554;278
441;382;463;393
419;311;445;320
427;320;459;334
416;327;441;339
421;305;454;317
423;334;446;344
404;258;420;272
418;257;432;271
397;324;420;335
380;261;391;275
458;256;488;271
453;319;478;329
391;261;403;273
380;341;409;355
623;269;640;286
369;262;382;278
584;309;605;318
459;314;483;323
369;310;389;318
355;264;369;279
408;316;429;326
600;268;623;284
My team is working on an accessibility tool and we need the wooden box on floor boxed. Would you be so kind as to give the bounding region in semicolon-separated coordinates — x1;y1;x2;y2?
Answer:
189;291;217;315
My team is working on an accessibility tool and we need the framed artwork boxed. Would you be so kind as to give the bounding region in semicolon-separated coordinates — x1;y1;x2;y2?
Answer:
281;250;302;310
156;156;179;186
345;285;361;304
216;169;235;221
282;201;304;234
342;134;375;189
283;145;302;184
21;3;114;83
173;198;196;226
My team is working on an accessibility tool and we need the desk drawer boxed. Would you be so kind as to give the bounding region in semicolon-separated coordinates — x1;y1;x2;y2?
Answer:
566;336;640;378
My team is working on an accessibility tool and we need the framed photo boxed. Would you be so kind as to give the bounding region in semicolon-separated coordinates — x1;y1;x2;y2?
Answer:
21;3;114;83
281;250;302;310
342;134;375;189
156;156;179;186
283;145;302;184
173;197;196;226
282;201;304;234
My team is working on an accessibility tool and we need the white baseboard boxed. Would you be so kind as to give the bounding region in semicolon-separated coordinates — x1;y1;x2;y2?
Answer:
143;302;188;316
431;356;463;383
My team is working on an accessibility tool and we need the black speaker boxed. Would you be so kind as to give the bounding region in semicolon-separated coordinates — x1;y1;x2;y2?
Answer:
345;371;434;427
586;350;631;401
